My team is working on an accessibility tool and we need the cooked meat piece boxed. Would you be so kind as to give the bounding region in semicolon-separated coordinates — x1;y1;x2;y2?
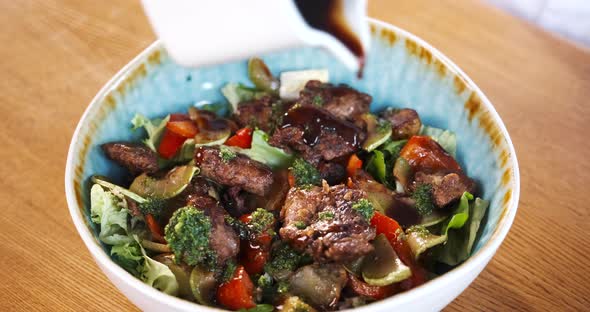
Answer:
221;186;251;218
183;176;219;199
289;264;348;310
186;193;218;210
299;80;371;121
125;197;142;217
195;146;274;196
381;108;422;140
187;195;240;265
280;182;376;262
269;106;364;165
247;170;291;212
233;96;274;132
413;171;476;207
318;162;346;185
207;204;240;264
101;142;158;175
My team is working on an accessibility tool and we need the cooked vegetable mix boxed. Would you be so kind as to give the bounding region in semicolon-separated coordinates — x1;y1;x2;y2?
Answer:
91;58;489;311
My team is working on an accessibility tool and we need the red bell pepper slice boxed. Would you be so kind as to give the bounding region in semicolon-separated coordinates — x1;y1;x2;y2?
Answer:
216;265;256;310
348;274;399;300
166;120;199;138
400;136;461;173
145;214;166;244
225;127;253;149
347;154;363;177
238;213;273;275
158;130;186;159
370;212;427;289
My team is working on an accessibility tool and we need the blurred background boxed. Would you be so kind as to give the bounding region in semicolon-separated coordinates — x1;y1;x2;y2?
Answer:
487;0;590;47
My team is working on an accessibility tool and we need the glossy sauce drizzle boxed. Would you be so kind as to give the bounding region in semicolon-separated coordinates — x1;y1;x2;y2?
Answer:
281;106;362;148
295;0;366;78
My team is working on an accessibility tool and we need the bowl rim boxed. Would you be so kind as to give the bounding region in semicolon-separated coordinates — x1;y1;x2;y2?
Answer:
65;18;520;311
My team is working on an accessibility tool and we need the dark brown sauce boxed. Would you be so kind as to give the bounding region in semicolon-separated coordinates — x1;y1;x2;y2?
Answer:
387;198;421;228
295;0;366;78
281;106;361;148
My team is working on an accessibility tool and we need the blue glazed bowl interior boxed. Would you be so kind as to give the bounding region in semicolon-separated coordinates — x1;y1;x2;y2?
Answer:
79;24;511;263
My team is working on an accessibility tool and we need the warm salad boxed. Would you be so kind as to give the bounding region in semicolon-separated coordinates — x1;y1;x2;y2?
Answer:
90;58;488;311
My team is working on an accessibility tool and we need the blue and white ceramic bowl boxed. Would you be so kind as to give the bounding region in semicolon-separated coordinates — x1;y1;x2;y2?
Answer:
65;19;519;312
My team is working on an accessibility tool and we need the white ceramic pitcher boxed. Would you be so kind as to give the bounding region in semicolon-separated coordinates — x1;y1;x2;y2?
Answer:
141;0;370;71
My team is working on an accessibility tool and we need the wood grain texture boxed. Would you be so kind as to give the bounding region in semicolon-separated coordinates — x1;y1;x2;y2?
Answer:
0;0;588;311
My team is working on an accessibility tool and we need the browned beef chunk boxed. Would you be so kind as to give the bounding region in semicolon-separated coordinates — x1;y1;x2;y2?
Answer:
186;193;239;265
195;146;274;196
233;96;274;132
247;170;291;212
413;171;476;207
269;106;364;165
101;142;158;175
221;186;251;218
299;80;371;121
318;162;346;185
381;108;422;140
280;182;376;263
289;264;348;310
125;197;142;217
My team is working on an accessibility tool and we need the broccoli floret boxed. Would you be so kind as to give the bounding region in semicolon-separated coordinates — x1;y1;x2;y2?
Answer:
290;158;321;187
293;221;307;230
225;209;275;240
219;146;237;163
221;260;237;282
277;281;290;295
257;273;274;288
318;211;334;221
352;198;375;221
312;95;324;107
164;206;216;267
138;198;167;216
256;273;290;303
265;243;309;278
412;184;435;216
249;208;275;234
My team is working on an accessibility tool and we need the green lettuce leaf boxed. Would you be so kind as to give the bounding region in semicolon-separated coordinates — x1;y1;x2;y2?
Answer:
420;125;457;157
90;184;133;245
136;236;179;296
406;192;489;262
90;184;179;295
238;129;294;169
437;194;489;265
131;113;170;151
364;139;406;188
111;241;143;277
380;139;407;161
366;150;387;183
221;83;269;113
441;192;473;236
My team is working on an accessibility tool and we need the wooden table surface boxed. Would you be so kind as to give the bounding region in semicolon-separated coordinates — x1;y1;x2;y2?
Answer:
1;0;589;311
